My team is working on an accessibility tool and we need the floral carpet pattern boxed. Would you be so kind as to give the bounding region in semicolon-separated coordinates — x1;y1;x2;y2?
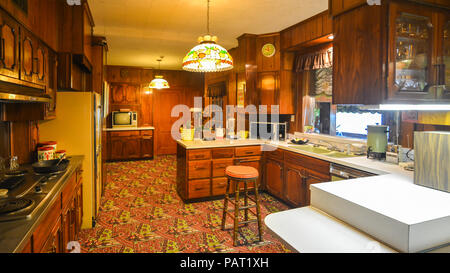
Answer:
78;156;292;253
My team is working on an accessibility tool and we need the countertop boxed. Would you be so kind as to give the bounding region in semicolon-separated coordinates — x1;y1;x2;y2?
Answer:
104;126;155;132
177;139;266;149
0;156;84;253
176;139;413;178
265;206;397;253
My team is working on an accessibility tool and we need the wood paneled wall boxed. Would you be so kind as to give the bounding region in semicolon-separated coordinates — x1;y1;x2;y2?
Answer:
281;11;332;51
106;66;205;155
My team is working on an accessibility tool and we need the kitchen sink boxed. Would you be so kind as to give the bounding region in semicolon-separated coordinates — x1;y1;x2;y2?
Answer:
287;145;358;158
287;145;331;154
322;151;358;158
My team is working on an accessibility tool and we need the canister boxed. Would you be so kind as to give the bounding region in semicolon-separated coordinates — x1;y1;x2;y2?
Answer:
38;147;55;161
367;125;389;154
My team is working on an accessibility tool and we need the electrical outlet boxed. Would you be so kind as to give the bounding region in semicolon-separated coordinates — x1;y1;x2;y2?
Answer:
291;115;295;122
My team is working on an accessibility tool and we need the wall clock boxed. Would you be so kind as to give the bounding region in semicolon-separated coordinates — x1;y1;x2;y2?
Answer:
262;43;276;58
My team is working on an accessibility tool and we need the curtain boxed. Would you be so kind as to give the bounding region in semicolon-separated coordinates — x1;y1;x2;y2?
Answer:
294;47;333;72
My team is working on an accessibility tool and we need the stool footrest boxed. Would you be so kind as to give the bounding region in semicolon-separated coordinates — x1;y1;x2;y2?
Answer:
226;204;257;211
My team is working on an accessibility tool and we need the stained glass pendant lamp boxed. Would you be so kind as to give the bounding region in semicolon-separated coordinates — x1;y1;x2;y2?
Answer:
182;0;233;72
150;57;170;89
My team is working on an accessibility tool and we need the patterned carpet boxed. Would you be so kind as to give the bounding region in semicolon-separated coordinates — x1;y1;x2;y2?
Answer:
78;156;292;253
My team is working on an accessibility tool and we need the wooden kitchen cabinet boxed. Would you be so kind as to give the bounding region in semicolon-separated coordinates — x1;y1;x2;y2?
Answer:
284;163;307;207
123;137;141;159
110;83;141;105
141;135;154;158
23;167;83;254
60;0;94;65
0;9;20;80
40;216;62;254
44;50;58;120
332;1;450;104
264;149;331;207
265;157;284;197
177;144;263;202
107;130;154;161
20;28;35;84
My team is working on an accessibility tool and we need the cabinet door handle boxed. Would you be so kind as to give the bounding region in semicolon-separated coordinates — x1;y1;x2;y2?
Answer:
0;38;4;61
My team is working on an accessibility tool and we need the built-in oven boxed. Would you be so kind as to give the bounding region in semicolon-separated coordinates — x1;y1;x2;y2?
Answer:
330;163;376;181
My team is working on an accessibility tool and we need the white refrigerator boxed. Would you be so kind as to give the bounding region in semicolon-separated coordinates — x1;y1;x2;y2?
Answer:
39;92;103;229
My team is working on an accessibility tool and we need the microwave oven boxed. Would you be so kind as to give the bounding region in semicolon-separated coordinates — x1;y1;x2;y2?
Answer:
249;122;287;141
112;111;138;128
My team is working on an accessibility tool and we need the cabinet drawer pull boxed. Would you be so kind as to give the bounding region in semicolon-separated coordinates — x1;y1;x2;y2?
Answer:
0;38;4;61
194;187;206;191
194;167;207;170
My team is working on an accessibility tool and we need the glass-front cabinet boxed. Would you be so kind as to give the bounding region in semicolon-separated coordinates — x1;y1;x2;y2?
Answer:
443;19;450;96
388;3;436;101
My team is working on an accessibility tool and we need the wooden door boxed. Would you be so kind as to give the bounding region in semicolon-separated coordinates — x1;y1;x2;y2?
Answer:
110;83;126;104
61;205;71;253
284;164;307;207
45;50;57;119
40;217;62;253
75;184;83;237
21;29;35;83
123;137;141;159
258;72;279;113
34;44;47;85
0;11;19;79
109;137;124;160
387;2;436;102
265;158;283;198
304;171;330;206
141;135;154;158
154;89;183;155
125;84;140;104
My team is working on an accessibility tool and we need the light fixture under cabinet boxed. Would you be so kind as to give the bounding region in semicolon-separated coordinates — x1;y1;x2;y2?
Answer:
361;104;450;111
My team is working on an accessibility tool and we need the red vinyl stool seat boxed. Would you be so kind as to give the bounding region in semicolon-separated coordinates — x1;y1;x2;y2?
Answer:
221;165;263;246
225;166;259;179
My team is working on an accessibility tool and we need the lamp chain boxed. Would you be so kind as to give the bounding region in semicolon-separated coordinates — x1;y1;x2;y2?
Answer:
207;0;210;35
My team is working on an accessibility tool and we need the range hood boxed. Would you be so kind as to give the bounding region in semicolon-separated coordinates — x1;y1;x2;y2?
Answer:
0;92;51;103
0;81;51;103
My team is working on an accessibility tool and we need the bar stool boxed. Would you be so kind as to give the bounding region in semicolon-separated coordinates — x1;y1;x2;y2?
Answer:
221;165;263;246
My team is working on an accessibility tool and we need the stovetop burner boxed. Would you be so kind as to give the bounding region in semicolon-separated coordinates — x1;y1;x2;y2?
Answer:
0;176;26;191
0;198;35;215
5;169;28;177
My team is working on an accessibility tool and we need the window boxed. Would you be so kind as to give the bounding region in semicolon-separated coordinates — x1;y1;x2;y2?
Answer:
336;111;383;139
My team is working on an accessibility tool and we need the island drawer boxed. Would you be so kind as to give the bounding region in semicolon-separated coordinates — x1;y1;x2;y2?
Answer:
188;149;211;161
235;146;262;157
284;151;330;175
212;148;234;159
266;148;284;161
188;160;211;179
188;179;211;199
212;159;234;177
140;130;153;136
212;177;231;196
110;131;140;137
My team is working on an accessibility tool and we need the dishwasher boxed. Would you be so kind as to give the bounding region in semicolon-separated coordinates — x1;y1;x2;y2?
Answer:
329;163;376;181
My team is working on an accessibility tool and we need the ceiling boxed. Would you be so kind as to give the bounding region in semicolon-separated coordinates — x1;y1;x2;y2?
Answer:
88;0;329;70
